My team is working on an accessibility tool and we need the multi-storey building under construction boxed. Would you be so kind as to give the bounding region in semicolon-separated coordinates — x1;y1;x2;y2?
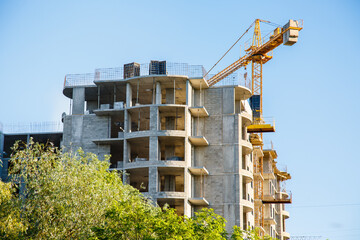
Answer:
0;19;302;240
60;60;291;239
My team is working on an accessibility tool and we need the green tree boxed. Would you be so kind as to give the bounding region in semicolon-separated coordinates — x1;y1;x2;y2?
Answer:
1;139;132;239
0;181;26;239
0;140;277;240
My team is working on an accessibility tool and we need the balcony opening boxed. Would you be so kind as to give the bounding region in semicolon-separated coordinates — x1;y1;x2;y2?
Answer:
128;107;150;132
157;198;184;216
193;88;205;107
158;167;184;192
192;175;206;198
127;167;149;192
159;78;187;105
111;113;125;138
242;155;246;170
3;135;27;158
110;144;123;169
30;133;62;149
242;181;247;200
243;212;247;230
127;137;149;162
131;80;154;106
159;106;185;131
97;83;127;110
242;124;248;141
158;137;184;161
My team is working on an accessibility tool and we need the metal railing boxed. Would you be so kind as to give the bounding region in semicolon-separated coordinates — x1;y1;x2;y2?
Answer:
253;116;275;127
64;62;245;88
64;73;95;87
262;140;274;151
94;63;208;82
211;72;252;90
3;121;63;134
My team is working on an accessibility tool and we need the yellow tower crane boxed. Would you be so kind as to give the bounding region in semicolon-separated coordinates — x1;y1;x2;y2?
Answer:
208;19;303;128
206;19;303;235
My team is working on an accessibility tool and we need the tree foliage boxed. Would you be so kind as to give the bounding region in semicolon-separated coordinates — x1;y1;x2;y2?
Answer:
0;140;277;240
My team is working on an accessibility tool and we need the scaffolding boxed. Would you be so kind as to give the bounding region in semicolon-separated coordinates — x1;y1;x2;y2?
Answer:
253;143;265;236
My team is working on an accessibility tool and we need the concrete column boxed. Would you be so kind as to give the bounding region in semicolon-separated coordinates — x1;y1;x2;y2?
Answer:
97;86;100;109
150;106;158;131
123;140;131;164
149;136;158;162
184;101;192;217
123;170;130;185
107;116;111;138
124;110;128;132
186;80;192;106
148;166;158;193
124;110;132;133
113;84;116;104
72;87;85;115
156;82;162;104
126;83;132;108
0;132;5;180
0;132;3;160
184;167;192;217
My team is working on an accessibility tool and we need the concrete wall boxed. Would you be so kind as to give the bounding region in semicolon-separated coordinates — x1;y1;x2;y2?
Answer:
62;114;110;159
195;86;253;232
62;77;254;232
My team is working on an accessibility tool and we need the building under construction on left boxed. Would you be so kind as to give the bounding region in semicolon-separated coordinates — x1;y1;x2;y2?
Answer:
0;19;302;240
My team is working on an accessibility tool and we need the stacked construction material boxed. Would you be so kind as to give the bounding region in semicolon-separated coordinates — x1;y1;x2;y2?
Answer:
149;60;166;75
124;62;140;79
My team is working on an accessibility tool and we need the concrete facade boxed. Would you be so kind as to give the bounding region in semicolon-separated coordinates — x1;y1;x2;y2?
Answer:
0;62;292;237
61;72;257;232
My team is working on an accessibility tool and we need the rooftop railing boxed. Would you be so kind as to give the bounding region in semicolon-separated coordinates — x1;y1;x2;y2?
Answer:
2;121;63;134
64;62;255;90
64;73;95;87
211;72;252;89
64;62;209;88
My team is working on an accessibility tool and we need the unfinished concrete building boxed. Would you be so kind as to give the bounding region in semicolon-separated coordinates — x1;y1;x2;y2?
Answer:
1;18;302;239
0;122;63;181
60;61;292;237
251;139;292;240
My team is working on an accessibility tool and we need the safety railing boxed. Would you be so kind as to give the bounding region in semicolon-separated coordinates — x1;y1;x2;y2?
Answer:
211;72;252;90
252;116;275;126
64;62;250;89
2;121;63;134
64;73;95;87
94;63;208;82
262;140;274;151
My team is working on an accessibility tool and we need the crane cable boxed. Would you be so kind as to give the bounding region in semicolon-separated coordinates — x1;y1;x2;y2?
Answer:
204;20;255;78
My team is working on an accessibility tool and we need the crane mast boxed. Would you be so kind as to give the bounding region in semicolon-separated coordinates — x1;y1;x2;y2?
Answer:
206;19;303;236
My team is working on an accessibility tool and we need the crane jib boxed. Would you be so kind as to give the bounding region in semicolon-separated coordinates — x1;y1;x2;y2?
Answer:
206;19;303;87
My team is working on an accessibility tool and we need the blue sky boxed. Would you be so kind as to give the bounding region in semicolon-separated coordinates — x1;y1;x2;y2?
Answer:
1;0;360;239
